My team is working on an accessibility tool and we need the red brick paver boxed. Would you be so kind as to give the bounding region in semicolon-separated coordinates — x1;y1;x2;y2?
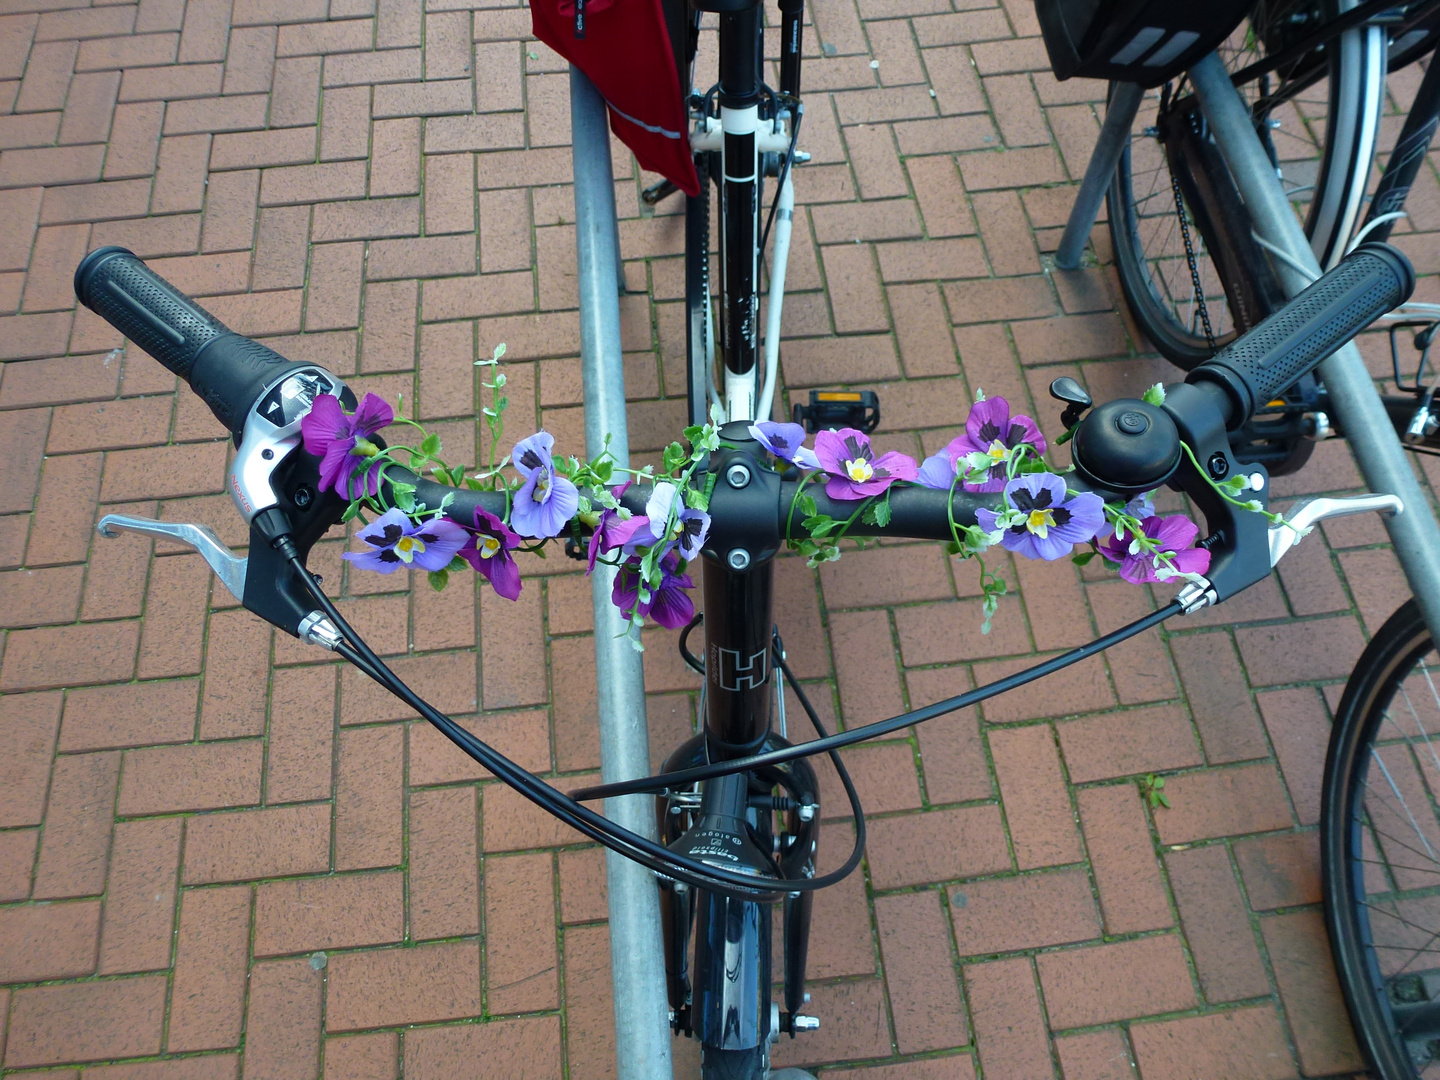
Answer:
1;0;1434;1075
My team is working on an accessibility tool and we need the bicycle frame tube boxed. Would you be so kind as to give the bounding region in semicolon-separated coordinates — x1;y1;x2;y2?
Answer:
717;2;763;422
702;554;775;752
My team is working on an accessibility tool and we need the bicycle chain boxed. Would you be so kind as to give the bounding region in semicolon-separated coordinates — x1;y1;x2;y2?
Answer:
1171;166;1218;355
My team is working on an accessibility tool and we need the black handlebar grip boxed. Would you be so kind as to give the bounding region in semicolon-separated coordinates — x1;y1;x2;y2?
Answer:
75;246;308;435
1186;242;1414;428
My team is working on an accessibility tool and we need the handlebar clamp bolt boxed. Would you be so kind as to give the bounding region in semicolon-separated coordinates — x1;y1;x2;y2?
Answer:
261;448;274;460
727;548;752;571
1207;452;1229;480
293;486;313;509
726;463;752;489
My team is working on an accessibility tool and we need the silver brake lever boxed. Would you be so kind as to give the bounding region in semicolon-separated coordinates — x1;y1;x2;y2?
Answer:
97;514;247;603
1268;494;1404;567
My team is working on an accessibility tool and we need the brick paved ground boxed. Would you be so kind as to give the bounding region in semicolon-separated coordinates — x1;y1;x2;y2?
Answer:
2;0;1439;1074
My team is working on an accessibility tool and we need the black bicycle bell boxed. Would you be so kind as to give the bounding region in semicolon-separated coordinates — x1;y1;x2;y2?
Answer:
1070;398;1181;496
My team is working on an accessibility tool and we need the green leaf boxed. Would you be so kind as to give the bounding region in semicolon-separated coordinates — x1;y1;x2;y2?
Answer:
420;433;442;457
428;569;449;591
663;441;687;474
1071;551;1096;566
464;477;484;491
871;496;891;528
340;501;362;523
942;540;962;556
594;459;613;484
683;424;705;447
1142;382;1166;407
799;494;817;518
446;555;468;572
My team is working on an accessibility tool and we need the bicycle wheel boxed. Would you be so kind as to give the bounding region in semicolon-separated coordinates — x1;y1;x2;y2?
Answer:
1109;0;1386;368
700;1046;765;1080
1323;597;1440;1080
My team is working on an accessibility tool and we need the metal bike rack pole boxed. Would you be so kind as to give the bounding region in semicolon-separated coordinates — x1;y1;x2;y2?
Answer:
1189;50;1440;646
569;65;676;1080
1055;81;1144;270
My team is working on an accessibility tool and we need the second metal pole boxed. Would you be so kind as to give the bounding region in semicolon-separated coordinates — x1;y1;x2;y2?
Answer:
1055;81;1144;270
1189;50;1440;648
570;64;675;1080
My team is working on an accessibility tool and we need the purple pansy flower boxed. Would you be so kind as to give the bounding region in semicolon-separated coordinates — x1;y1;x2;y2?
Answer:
1097;514;1212;584
975;473;1104;561
301;393;394;499
509;431;579;539
813;428;918;500
459;507;522;600
601;482;710;561
343;507;468;574
586;481;631;574
948;396;1048;493
612;550;695;629
749;421;820;469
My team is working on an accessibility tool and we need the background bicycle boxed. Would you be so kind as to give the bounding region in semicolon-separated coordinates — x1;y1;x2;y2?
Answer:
0;2;1438;1080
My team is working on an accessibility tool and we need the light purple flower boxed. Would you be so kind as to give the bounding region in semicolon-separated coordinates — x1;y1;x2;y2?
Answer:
947;396;1047;493
813;428;918;500
509;431;579;539
975;473;1104;561
1097;514;1211;584
1099;491;1158;540
601;483;710;562
917;450;959;490
459;507;522;600
749;421;820;469
300;393;393;499
343;507;468;574
612;550;695;629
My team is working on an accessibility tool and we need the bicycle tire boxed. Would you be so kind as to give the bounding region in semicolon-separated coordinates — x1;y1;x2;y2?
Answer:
1322;597;1440;1080
1109;0;1386;369
701;1046;766;1080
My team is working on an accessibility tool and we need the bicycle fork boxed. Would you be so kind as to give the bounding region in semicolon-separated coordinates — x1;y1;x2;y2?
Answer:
656;435;821;1051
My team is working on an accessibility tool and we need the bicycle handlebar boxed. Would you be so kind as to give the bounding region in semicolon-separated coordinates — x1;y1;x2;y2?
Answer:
75;239;1416;590
75;246;313;437
1185;242;1414;427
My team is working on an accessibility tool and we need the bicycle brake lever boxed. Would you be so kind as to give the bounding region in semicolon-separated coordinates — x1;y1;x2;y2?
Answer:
97;514;247;601
1268;494;1404;567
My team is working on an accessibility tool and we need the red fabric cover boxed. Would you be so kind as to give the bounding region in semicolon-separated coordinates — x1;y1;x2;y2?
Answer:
530;0;699;195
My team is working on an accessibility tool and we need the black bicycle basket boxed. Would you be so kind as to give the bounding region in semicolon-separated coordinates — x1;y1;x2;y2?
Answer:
1036;0;1251;86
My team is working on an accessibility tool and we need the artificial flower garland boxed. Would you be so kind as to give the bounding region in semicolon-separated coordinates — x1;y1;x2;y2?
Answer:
301;345;1276;646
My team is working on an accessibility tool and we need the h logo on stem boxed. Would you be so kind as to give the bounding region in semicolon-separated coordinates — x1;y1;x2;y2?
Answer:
714;646;768;691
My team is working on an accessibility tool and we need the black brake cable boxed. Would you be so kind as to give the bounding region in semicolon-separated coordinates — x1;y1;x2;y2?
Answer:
571;600;1185;802
757;103;802;261
287;554;869;897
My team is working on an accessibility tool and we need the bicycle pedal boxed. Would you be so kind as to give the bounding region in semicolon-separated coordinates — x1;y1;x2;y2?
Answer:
792;390;880;434
641;178;679;205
